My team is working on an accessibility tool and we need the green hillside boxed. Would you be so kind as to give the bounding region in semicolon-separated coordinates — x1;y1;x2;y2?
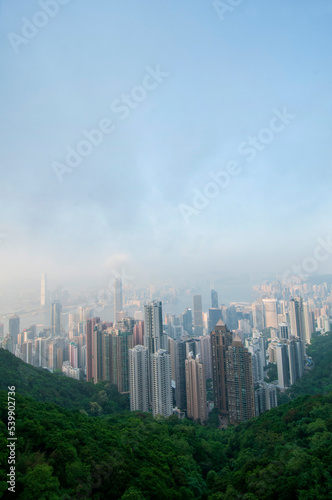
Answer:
0;391;331;499
0;334;331;498
0;348;129;416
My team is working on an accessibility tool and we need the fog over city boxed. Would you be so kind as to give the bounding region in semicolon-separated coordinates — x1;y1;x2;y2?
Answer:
1;0;332;294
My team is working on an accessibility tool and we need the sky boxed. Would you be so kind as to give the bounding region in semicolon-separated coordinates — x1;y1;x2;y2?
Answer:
0;0;332;292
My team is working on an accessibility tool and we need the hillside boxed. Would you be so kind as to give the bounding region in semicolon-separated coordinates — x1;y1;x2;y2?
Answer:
279;332;332;404
0;390;331;499
0;348;129;415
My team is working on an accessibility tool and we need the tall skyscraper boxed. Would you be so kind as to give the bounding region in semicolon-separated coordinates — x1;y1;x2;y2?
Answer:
114;277;123;323
144;301;165;353
226;336;255;423
129;345;149;412
41;273;47;307
252;303;264;331
51;302;62;336
276;343;290;389
9;315;20;345
210;320;233;415
211;289;219;309
208;308;223;334
289;297;310;356
109;329;133;393
185;353;207;422
133;320;144;347
150;349;172;417
262;299;278;329
174;340;188;410
86;317;100;382
193;295;203;336
199;335;212;380
182;308;193;336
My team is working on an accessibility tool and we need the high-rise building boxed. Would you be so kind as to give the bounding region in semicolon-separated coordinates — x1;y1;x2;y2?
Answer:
133;320;144;347
276;343;290;389
86;317;100;382
109;329;133;393
185;353;207;422
211;290;219;309
114;277;123;323
9;315;20;345
303;302;314;345
193;295;203;336
208;308;223;334
144;301;165;353
150;349;172;417
210;320;233;415
174;340;188;410
182;308;193;336
41;273;47;307
129;345;149;412
255;382;278;415
262;299;278;329
199;335;212;380
226;336;255;423
252;303;264;331
0;322;4;337
51;302;62;336
279;323;289;340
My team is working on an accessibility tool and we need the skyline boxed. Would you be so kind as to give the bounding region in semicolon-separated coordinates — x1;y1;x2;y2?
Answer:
1;0;332;291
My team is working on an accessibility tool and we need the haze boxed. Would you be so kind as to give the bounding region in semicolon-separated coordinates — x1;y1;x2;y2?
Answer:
1;0;332;294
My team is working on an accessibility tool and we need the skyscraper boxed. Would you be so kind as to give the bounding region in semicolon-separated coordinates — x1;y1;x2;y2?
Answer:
41;273;47;307
208;308;223;334
182;308;193;336
226;336;255;423
144;301;165;353
185;353;207;422
199;335;212;380
51;302;62;336
86;317;100;382
211;289;219;309
193;295;203;336
210;320;233;415
129;345;149;412
9;315;20;345
109;329;133;393
252;303;264;331
150;349;172;417
114;277;123;323
262;299;278;329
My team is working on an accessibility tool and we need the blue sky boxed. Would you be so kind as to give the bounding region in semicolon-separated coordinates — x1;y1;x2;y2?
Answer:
0;0;332;290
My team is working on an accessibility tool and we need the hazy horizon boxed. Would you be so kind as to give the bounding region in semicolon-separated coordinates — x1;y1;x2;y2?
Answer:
1;0;332;294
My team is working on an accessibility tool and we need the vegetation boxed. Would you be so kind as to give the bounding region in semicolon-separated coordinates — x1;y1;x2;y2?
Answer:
279;332;332;405
0;391;332;498
0;333;331;498
0;349;129;416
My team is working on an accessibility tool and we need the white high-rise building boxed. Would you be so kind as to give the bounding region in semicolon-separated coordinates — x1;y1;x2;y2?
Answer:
262;299;278;329
144;301;165;353
129;345;149;412
150;349;172;417
114;277;123;323
41;273;47;307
